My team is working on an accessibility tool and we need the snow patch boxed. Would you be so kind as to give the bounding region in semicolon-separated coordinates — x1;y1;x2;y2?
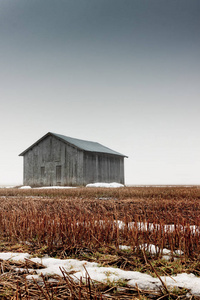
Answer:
19;186;32;189
119;245;131;251
34;186;77;189
86;182;124;188
19;186;77;189
1;252;200;296
0;252;30;261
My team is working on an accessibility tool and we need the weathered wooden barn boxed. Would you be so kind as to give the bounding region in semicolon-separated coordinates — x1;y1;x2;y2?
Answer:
19;132;127;186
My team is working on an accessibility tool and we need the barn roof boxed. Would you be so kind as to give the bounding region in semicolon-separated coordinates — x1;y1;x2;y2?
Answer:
19;132;128;157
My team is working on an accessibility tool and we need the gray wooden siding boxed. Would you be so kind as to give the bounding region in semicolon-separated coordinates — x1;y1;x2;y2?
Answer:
83;153;124;185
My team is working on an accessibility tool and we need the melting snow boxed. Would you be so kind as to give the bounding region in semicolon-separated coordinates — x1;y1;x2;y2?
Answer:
0;251;199;296
0;252;30;261
19;186;77;189
19;186;32;189
34;186;77;189
86;182;124;188
18;183;124;189
119;245;131;251
114;220;200;234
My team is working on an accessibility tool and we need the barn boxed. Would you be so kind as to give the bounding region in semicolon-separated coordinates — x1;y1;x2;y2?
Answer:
19;132;127;187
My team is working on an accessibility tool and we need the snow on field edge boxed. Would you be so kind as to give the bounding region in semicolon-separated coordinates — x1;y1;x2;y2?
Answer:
86;182;124;188
0;251;199;296
19;186;77;189
18;182;124;189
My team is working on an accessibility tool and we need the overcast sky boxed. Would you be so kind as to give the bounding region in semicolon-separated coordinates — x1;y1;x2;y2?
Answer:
0;0;200;186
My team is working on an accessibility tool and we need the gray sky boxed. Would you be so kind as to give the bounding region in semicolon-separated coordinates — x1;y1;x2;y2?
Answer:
0;0;200;185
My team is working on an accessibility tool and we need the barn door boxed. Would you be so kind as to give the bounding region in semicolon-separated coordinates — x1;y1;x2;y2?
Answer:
56;165;61;185
40;167;45;185
46;162;54;186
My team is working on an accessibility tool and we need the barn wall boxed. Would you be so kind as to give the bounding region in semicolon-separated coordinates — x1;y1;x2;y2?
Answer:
83;152;124;184
23;136;84;186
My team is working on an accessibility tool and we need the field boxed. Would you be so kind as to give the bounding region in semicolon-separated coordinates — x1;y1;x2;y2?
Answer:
0;186;200;299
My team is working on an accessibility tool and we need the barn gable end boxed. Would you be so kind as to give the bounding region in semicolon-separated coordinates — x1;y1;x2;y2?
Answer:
19;132;127;187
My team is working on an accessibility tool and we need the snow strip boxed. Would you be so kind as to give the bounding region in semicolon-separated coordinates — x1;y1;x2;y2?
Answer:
115;220;200;234
19;186;32;189
19;183;124;189
19;186;77;189
0;252;199;296
0;252;30;261
34;186;77;189
86;182;124;188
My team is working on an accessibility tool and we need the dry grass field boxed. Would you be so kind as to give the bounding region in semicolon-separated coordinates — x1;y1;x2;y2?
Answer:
0;186;200;299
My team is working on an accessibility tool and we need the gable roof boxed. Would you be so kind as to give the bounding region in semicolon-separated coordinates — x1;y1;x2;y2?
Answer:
19;132;128;157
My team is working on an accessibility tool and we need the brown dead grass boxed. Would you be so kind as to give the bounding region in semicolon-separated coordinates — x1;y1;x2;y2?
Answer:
0;186;200;299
